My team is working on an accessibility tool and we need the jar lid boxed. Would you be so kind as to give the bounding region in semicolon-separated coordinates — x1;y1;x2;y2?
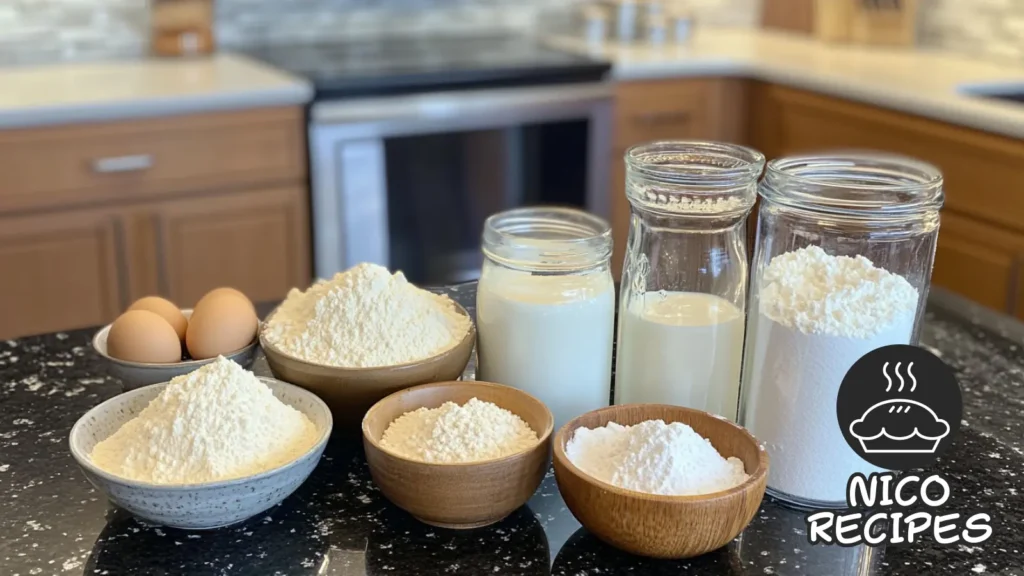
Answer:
761;152;944;218
482;207;612;273
625;141;765;217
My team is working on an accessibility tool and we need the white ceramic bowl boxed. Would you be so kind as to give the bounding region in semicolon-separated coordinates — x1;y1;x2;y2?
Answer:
92;309;259;390
69;377;332;530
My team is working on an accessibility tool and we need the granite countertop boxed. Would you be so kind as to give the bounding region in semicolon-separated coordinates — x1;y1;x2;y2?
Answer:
1;284;1022;575
0;54;313;129
547;29;1024;140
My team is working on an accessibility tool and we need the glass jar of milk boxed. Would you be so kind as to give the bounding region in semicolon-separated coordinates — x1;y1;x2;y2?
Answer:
477;207;615;430
615;141;765;421
740;153;943;509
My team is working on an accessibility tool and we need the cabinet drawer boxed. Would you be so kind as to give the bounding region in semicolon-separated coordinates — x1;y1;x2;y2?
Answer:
614;78;747;149
0;107;306;213
933;211;1024;315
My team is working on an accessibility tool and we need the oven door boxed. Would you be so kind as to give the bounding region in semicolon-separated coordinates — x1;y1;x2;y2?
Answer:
309;83;613;284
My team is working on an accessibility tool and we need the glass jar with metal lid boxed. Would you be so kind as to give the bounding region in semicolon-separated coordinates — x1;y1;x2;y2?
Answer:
476;206;615;431
739;152;944;509
614;141;765;421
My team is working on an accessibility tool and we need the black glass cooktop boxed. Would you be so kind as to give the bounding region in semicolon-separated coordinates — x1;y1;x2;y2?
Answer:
241;35;611;99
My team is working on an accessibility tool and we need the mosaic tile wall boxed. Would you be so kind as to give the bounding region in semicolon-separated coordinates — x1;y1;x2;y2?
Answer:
2;0;1024;65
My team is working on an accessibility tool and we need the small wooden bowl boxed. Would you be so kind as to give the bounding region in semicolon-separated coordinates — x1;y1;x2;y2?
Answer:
553;404;768;559
260;302;475;431
362;381;554;529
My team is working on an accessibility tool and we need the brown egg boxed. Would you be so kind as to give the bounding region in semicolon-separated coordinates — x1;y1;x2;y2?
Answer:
128;296;188;341
186;292;259;360
195;287;255;313
106;310;182;364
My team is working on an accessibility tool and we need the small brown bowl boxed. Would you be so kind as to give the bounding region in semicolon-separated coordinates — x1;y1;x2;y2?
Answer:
362;381;554;529
260;302;475;430
553;404;768;559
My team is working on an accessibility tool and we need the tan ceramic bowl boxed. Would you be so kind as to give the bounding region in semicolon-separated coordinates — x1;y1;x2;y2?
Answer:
362;381;554;529
259;302;475;430
553;404;769;559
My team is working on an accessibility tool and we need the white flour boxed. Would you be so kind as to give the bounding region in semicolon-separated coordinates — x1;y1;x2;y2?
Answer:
565;419;749;496
90;357;318;485
741;246;919;505
263;263;471;368
379;398;538;463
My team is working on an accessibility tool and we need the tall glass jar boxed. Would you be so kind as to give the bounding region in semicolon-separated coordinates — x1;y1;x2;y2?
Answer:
615;141;765;420
740;153;944;509
477;207;615;430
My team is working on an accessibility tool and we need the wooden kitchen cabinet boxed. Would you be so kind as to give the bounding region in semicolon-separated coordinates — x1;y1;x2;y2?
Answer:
152;186;311;307
0;107;311;338
610;78;749;277
0;208;127;338
749;82;1024;315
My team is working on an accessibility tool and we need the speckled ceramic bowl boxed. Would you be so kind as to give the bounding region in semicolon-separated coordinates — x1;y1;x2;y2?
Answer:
68;377;332;530
92;309;259;391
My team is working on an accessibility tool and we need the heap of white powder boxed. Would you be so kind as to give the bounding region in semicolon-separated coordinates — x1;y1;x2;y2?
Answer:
743;245;920;504
90;357;318;485
380;398;539;463
565;419;749;496
263;263;471;368
759;245;919;338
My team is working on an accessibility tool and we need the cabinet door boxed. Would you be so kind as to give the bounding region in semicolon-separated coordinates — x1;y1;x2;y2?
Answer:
933;212;1022;314
0;209;125;338
153;186;311;307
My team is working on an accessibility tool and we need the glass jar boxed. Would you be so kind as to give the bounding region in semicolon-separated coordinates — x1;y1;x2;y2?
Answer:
615;141;765;420
739;153;944;509
477;207;615;430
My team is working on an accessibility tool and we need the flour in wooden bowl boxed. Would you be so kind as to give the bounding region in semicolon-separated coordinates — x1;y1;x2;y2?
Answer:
380;398;539;463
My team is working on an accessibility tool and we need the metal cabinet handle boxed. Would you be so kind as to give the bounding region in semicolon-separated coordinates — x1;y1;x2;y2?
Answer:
634;110;691;126
93;154;153;174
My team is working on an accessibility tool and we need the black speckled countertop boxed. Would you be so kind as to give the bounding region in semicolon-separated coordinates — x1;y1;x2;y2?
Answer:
1;284;1022;576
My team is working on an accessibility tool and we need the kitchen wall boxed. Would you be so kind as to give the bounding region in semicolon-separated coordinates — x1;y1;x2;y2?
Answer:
3;0;1024;65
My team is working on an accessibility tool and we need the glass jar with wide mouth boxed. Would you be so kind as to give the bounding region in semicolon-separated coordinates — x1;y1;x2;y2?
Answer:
739;152;944;509
476;206;615;431
615;141;765;421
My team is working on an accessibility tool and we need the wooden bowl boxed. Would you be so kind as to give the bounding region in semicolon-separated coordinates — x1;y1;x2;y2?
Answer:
260;302;475;431
362;381;554;529
553;404;768;559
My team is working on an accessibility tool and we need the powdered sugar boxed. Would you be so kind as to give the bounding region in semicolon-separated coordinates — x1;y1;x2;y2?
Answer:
759;246;919;338
741;245;918;505
90;357;318;485
380;398;538;463
263;263;471;368
565;419;749;496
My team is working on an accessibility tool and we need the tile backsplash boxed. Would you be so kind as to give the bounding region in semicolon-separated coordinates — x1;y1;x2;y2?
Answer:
3;0;1024;65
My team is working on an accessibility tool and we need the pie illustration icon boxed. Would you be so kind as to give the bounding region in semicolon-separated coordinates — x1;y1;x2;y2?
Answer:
848;399;951;454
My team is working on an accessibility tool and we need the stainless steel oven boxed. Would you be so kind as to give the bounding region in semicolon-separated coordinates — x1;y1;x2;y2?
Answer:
308;82;613;284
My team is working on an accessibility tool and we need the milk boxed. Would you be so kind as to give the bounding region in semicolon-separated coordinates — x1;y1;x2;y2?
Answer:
614;291;744;420
476;267;615;430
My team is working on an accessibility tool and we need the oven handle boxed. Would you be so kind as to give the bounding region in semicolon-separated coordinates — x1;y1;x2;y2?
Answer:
310;82;614;126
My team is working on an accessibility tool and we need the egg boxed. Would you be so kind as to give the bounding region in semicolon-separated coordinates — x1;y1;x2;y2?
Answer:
186;292;259;360
106;310;183;364
195;287;255;313
128;296;188;341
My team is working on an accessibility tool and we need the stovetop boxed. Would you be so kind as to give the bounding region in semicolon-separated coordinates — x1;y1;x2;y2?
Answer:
241;35;611;99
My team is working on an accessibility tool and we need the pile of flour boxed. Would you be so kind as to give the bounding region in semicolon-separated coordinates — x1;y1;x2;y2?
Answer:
263;263;471;368
380;398;538;463
742;245;919;504
90;357;318;485
565;419;749;496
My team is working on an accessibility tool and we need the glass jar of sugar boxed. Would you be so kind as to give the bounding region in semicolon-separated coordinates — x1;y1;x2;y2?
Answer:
615;141;765;421
740;153;944;509
476;207;615;430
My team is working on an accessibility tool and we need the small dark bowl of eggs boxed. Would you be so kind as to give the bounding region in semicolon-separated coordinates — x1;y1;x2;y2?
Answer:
92;288;260;390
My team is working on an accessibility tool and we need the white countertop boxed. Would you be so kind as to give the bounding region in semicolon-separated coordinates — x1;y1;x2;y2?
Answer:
549;29;1024;140
0;54;313;129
